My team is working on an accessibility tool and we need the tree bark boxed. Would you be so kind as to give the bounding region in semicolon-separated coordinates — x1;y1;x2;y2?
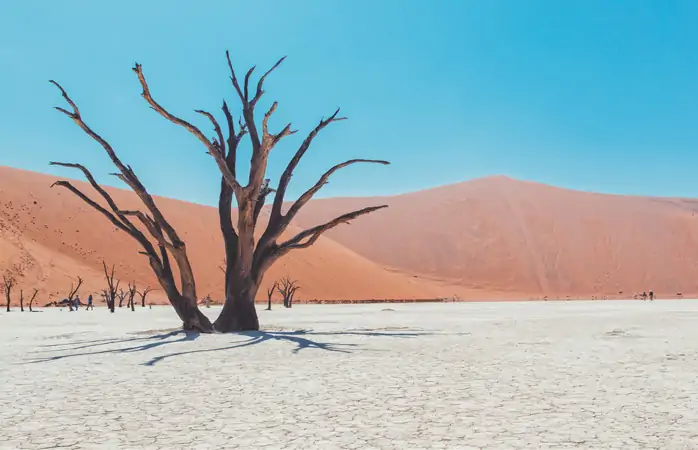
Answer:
266;282;276;311
214;275;259;332
3;276;12;312
28;289;38;312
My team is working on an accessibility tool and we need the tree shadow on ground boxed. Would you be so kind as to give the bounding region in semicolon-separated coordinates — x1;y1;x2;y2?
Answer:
22;328;451;366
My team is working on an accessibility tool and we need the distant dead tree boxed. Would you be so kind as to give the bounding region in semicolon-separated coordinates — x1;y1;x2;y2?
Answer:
2;275;14;312
28;289;38;312
277;277;300;308
138;286;153;308
49;52;388;332
102;262;119;313
19;290;24;312
117;288;128;308
65;276;83;311
266;281;278;311
127;282;137;311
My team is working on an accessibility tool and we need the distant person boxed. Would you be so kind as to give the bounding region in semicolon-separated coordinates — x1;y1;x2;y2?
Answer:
641;291;647;301
86;294;94;311
649;290;654;301
74;295;80;311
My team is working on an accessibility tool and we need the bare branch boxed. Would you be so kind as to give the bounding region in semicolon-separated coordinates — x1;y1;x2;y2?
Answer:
253;179;275;225
120;210;175;250
262;102;296;150
225;50;245;103
194;109;225;154
270;108;347;221
50;80;184;253
133;63;242;194
285;159;390;223
251;56;287;108
279;205;388;251
221;101;248;176
133;63;211;149
68;276;83;300
49;162;141;231
51;181;131;234
50;80;133;180
49;80;80;117
243;66;256;102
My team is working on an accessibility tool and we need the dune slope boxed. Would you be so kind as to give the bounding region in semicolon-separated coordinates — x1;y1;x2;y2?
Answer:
290;176;698;298
0;166;477;305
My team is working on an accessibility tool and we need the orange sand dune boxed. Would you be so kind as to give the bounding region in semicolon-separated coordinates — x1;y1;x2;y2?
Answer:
0;166;489;306
5;166;695;306
289;176;698;299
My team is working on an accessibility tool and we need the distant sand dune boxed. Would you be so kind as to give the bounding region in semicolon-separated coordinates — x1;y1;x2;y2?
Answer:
288;176;698;299
0;166;497;306
4;166;696;306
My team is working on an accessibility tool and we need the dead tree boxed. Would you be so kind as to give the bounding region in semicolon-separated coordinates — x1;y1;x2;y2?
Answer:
102;262;119;313
28;289;38;312
277;277;300;308
100;289;109;307
2;275;14;312
138;286;153;308
50;53;388;332
266;281;278;311
60;276;83;311
127;282;137;311
117;288;128;308
19;290;24;312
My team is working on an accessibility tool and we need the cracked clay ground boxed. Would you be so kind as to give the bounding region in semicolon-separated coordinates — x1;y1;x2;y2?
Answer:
2;301;698;449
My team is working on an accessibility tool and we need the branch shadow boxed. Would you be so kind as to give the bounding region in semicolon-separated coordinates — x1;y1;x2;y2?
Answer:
24;330;199;364
22;328;453;367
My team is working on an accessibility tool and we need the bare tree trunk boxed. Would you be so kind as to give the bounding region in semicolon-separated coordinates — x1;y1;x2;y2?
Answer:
3;276;12;312
19;290;24;312
266;282;276;311
214;275;260;332
28;289;38;312
66;276;83;311
138;287;152;308
125;282;137;311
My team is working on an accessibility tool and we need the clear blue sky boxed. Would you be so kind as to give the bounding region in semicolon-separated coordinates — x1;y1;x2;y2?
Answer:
1;0;697;204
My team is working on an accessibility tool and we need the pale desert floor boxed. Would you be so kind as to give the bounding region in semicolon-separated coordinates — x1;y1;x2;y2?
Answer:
2;301;698;449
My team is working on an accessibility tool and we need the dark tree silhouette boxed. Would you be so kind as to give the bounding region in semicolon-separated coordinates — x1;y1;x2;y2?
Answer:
65;276;83;311
127;282;137;311
2;275;14;312
102;262;119;313
117;289;128;308
138;286;153;308
277;277;300;308
19;289;24;312
49;52;389;332
28;289;38;312
266;281;278;311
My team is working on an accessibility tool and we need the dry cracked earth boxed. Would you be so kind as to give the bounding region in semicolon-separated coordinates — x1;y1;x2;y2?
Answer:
2;301;698;449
